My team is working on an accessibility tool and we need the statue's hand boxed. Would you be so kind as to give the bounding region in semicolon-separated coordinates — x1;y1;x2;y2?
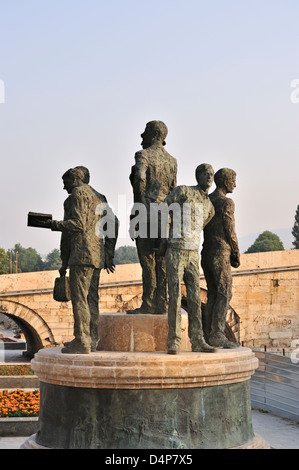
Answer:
230;253;240;268
59;266;67;277
129;224;138;241
38;219;52;228
105;254;115;274
105;263;115;274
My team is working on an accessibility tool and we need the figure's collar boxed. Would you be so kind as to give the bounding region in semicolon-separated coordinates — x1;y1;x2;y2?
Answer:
198;187;209;198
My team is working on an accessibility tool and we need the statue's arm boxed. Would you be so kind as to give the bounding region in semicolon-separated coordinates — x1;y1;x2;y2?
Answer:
59;233;70;276
103;204;119;274
159;186;184;254
203;200;215;228
223;199;240;268
170;161;178;191
131;152;148;204
51;190;85;233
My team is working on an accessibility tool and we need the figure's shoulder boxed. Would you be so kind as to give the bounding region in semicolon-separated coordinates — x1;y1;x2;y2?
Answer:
64;195;71;206
166;184;188;202
225;195;234;203
71;184;88;198
89;186;107;203
223;197;235;210
161;148;177;165
209;191;235;211
134;149;148;160
209;190;224;203
173;184;187;194
72;184;103;201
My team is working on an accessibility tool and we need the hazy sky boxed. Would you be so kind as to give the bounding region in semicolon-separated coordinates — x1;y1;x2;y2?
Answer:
0;0;298;256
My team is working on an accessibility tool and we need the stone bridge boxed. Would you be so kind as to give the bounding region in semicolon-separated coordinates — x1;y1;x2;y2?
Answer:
0;250;298;357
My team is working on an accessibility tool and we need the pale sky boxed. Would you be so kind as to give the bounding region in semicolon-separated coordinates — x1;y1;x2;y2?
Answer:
0;0;298;256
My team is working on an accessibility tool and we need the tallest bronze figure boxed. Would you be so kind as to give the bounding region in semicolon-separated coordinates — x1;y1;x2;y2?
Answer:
128;121;177;315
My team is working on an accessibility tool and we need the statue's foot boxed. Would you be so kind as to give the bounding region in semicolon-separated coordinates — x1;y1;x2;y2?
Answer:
154;305;168;315
167;341;180;355
126;306;154;315
62;340;90;354
91;341;98;352
168;349;178;355
192;340;216;353
208;333;239;349
63;338;76;348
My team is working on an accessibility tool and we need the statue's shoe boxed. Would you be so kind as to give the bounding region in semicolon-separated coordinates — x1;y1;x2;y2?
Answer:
61;340;90;354
192;340;216;353
126;307;155;315
208;333;239;349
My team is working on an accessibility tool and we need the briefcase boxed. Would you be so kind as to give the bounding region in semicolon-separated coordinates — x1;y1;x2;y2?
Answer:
53;276;71;302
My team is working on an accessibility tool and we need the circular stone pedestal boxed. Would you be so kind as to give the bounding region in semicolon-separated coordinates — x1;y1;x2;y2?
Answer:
23;343;269;449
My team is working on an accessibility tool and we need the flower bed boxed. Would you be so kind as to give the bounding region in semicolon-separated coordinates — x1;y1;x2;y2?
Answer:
0;389;40;417
0;336;17;343
0;365;34;376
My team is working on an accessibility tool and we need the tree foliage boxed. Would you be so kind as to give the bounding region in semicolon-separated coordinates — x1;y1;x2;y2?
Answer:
44;249;61;270
114;245;138;265
7;244;44;273
292;205;299;249
245;231;284;254
0;248;9;274
0;243;140;274
3;244;61;274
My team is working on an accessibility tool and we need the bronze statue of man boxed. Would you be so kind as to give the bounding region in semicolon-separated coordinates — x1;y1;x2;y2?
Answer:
128;121;177;314
163;164;216;354
51;167;118;354
201;168;240;349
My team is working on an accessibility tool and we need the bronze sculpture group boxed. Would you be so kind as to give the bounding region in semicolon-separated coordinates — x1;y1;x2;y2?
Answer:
29;120;240;355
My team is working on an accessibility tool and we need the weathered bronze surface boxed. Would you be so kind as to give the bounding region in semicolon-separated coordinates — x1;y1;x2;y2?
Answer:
29;166;118;354
164;164;215;354
128;121;177;315
201;168;240;348
27;212;52;228
36;380;254;449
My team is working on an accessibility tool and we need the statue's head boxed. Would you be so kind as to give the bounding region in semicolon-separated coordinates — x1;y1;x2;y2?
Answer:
75;166;90;184
195;163;214;192
214;168;236;194
62;167;86;194
141;120;168;149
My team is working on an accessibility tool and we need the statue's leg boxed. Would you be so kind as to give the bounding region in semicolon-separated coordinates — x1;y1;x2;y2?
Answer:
166;248;185;354
88;268;101;352
153;251;168;314
208;255;238;348
183;252;215;353
127;237;156;314
201;254;217;341
63;266;94;353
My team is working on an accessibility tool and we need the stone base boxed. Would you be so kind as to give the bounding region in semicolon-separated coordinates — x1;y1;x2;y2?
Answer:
31;346;258;389
23;346;269;449
98;312;191;352
21;432;270;449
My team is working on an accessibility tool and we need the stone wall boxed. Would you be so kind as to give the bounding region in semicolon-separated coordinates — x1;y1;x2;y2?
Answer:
201;250;299;354
1;250;299;354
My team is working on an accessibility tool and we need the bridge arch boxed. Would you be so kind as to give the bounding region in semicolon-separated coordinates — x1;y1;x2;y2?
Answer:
0;299;57;358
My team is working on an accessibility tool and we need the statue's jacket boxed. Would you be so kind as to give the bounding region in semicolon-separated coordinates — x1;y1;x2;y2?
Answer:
52;184;117;269
164;185;215;251
130;144;177;208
